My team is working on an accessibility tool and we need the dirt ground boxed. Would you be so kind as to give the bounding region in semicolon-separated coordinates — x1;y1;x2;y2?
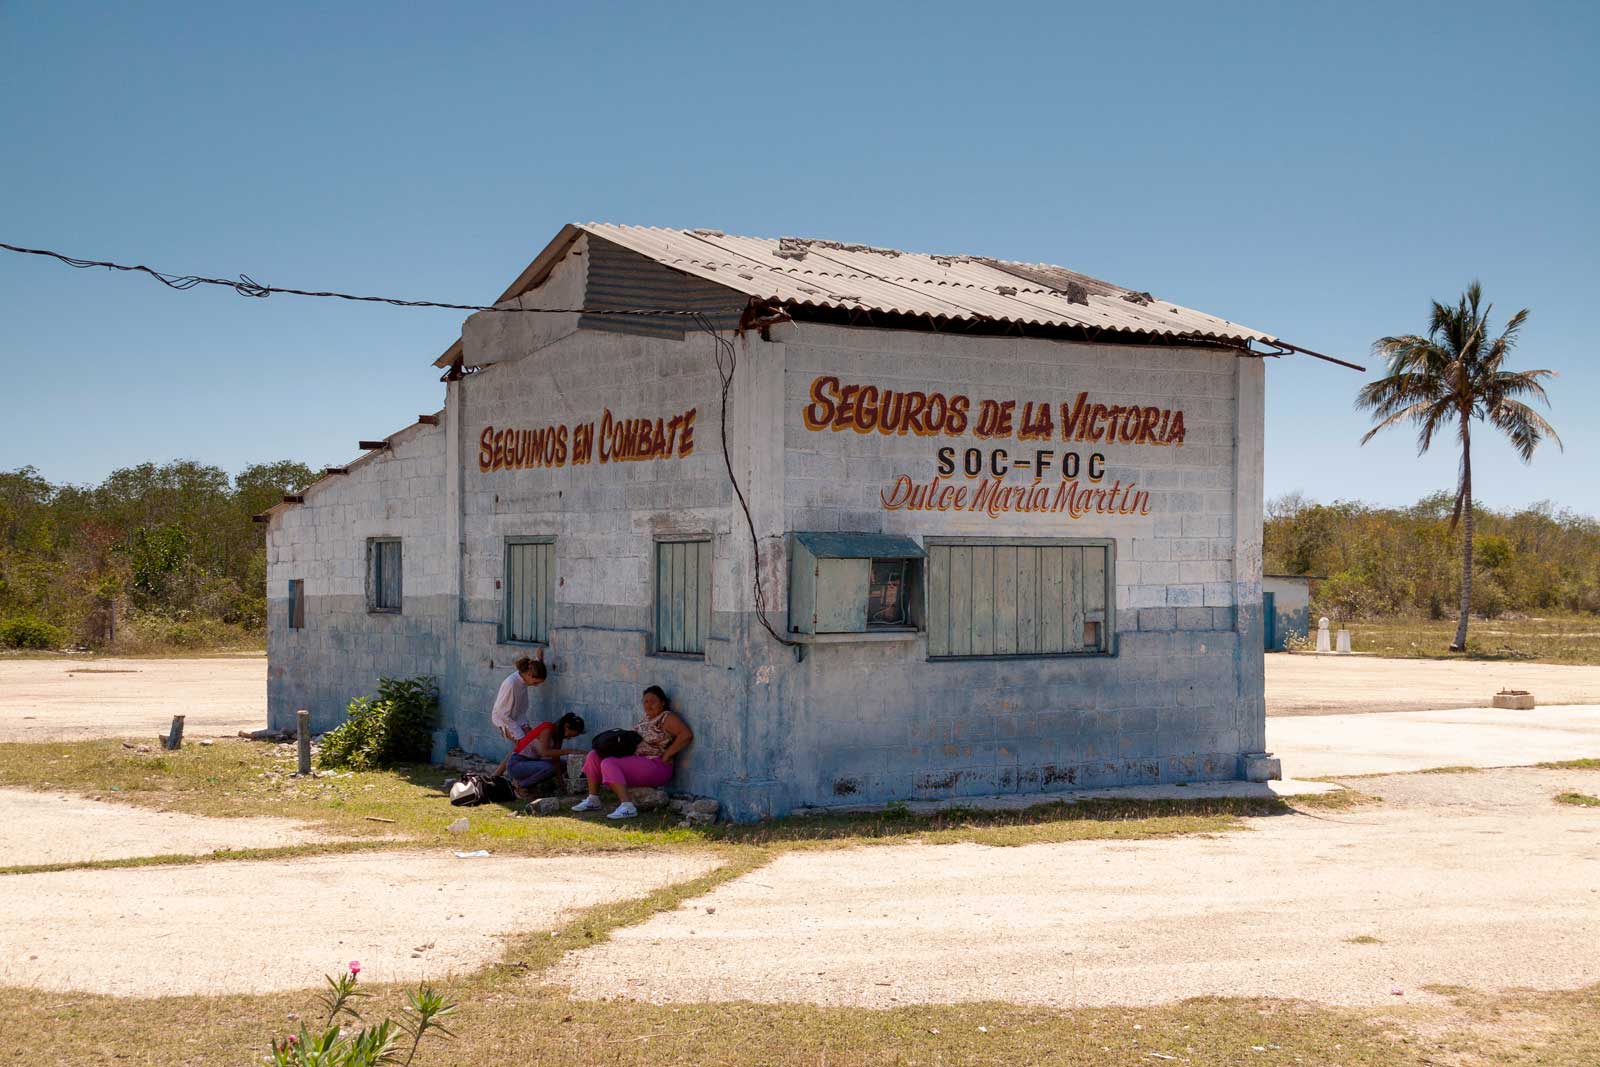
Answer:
0;849;720;996
0;655;266;742
1268;704;1600;777
1266;653;1600;715
0;788;340;867
549;767;1600;1009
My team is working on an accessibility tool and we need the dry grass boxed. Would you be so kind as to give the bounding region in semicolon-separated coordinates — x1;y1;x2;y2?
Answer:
3;741;1596;1065
1346;615;1600;665
7;864;1598;1067
1537;758;1600;771
0;738;1286;872
1554;791;1600;807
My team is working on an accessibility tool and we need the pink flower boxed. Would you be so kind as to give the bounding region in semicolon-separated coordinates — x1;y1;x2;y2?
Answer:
287;1035;299;1047
348;960;362;976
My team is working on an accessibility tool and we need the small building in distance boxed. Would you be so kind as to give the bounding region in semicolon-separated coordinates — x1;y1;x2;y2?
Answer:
1262;574;1315;650
258;223;1324;819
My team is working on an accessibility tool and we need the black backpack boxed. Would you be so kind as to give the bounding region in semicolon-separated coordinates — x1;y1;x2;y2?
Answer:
591;729;642;759
449;773;515;806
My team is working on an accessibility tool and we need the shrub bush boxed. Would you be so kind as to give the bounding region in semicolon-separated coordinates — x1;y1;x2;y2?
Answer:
319;676;439;770
0;616;69;650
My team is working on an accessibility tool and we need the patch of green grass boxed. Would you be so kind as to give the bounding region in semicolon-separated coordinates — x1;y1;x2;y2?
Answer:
1341;614;1600;665
1284;786;1380;811
1537;758;1600;771
1416;765;1483;775
0;840;403;877
1554;791;1600;808
0;739;1277;867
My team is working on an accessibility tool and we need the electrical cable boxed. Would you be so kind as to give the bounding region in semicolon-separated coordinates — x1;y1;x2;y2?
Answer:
0;241;709;318
1;239;1364;369
692;312;798;650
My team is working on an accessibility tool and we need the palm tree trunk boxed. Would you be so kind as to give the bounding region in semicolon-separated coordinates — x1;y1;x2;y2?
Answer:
1452;427;1473;651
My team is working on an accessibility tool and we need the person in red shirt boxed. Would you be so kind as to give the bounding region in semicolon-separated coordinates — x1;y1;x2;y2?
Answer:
497;712;586;796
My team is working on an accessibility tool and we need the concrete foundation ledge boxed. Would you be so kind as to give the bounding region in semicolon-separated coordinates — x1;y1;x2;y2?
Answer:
792;778;1340;817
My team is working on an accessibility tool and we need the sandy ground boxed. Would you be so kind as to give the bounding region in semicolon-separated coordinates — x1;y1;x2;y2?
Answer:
0;849;720;996
0;788;341;868
1269;704;1600;777
1267;653;1600;716
549;767;1600;1008
0;655;266;742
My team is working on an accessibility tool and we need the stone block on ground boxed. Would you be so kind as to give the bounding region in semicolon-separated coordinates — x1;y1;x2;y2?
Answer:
629;787;668;811
444;748;499;776
689;798;720;816
527;797;562;816
1492;690;1536;710
681;811;717;827
1242;754;1282;783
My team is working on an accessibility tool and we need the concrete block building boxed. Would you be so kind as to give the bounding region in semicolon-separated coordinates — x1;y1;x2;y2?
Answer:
1263;574;1315;651
261;223;1296;820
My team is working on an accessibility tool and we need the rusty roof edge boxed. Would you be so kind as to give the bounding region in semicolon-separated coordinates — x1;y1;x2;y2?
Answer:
257;410;445;523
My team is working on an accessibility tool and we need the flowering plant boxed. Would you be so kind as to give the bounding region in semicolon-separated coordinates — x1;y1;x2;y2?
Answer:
267;961;457;1067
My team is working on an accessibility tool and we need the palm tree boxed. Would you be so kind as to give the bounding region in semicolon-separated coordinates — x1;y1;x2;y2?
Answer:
1357;283;1560;651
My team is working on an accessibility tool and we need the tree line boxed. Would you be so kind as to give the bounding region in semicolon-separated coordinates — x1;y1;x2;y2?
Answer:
0;460;312;649
1265;492;1600;621
4;459;1595;651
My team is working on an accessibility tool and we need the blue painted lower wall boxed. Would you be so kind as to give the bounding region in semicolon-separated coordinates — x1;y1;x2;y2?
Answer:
269;595;1263;821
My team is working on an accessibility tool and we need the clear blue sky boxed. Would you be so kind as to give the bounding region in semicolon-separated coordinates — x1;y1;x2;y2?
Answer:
3;1;1595;514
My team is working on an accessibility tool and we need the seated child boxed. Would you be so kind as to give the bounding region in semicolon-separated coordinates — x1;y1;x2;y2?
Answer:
497;712;586;795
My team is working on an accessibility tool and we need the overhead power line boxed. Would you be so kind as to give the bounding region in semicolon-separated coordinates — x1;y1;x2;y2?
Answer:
0;240;711;317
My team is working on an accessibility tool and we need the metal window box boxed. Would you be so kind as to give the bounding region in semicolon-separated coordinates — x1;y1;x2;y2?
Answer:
788;532;925;635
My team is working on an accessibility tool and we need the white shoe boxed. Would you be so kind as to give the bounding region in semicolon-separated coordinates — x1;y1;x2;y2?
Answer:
571;796;603;812
607;802;639;820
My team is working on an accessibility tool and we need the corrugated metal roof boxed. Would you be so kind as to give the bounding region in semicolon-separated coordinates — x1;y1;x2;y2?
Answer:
574;224;1276;344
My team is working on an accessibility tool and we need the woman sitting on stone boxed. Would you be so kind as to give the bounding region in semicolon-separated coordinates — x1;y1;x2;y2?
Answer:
572;686;692;820
496;711;586;797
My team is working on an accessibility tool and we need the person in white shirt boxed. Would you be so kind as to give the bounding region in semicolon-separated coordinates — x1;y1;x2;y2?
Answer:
490;649;548;741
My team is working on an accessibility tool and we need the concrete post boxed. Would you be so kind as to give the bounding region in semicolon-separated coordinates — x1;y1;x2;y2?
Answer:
297;709;312;775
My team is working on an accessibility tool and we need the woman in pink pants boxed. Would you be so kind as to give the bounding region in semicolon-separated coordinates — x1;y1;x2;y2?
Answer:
572;686;692;819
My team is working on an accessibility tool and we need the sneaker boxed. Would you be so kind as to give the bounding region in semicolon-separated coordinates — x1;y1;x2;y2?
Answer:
571;796;604;812
607;802;639;820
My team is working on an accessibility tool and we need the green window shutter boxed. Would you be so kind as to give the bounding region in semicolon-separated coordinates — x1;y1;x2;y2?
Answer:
369;539;403;613
504;540;555;643
928;541;1111;658
655;539;711;655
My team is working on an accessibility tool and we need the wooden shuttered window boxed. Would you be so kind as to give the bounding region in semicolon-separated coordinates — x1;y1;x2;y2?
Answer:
503;539;555;644
368;539;403;613
655;539;712;655
288;579;305;629
926;541;1111;658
